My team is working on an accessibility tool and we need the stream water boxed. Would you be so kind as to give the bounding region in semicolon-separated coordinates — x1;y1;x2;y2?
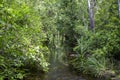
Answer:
26;52;98;80
43;62;86;80
42;57;100;80
26;61;97;80
26;39;98;80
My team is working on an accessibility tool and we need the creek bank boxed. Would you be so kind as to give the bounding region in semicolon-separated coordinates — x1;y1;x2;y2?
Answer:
68;53;120;80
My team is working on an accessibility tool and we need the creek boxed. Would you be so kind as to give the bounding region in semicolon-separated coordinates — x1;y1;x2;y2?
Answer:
26;34;99;80
26;55;98;80
43;61;88;80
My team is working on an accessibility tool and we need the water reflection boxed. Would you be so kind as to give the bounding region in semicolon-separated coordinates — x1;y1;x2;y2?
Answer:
43;62;86;80
26;61;98;80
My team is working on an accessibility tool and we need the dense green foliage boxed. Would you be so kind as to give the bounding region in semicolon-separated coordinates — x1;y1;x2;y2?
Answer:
0;0;120;80
71;0;120;77
0;0;49;79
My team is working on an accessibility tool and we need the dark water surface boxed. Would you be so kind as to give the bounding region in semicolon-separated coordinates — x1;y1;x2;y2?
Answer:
26;62;99;80
26;52;100;80
43;64;85;80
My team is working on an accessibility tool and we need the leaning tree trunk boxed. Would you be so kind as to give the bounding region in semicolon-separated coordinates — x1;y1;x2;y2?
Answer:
118;0;120;17
88;0;95;30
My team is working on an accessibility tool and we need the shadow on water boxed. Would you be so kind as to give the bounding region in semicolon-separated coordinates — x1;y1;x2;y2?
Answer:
43;62;84;80
26;51;101;80
26;56;100;80
42;60;99;80
26;51;100;80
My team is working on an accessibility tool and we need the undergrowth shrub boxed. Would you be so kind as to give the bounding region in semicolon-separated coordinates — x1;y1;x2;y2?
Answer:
71;25;119;77
0;0;49;79
0;55;25;80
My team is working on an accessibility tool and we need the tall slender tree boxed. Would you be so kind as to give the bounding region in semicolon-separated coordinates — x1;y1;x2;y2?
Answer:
118;0;120;17
88;0;95;30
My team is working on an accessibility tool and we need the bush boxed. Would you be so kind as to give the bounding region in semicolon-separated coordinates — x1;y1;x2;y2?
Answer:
0;0;49;79
72;25;119;77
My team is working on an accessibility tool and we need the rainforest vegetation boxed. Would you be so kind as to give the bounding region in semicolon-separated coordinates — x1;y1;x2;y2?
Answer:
0;0;120;80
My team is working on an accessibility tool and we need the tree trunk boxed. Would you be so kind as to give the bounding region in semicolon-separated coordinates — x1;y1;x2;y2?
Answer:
88;0;95;30
118;0;120;17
